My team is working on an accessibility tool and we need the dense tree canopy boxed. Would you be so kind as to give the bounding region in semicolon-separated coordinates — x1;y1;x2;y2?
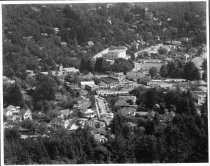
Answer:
183;62;200;81
35;74;58;101
149;67;158;78
112;58;134;74
80;56;94;73
3;83;23;107
95;57;112;73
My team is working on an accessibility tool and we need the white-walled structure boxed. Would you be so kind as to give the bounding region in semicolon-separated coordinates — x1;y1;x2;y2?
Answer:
102;48;127;60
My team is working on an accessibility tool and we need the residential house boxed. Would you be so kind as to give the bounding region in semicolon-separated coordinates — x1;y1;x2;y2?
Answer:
140;62;163;71
93;134;108;143
41;33;48;37
77;118;88;128
165;79;187;83
80;80;95;89
85;84;98;91
23;36;33;41
87;41;94;46
82;109;96;118
81;72;94;80
197;86;208;93
61;42;68;47
4;109;22;123
101;77;119;85
85;119;106;129
6;105;20;114
127;122;137;131
135;109;156;120
115;98;137;108
20;109;32;120
191;91;207;106
63;67;79;74
126;71;144;81
148;80;174;89
58;109;73;119
10;115;22;122
68;122;79;131
119;95;137;104
114;100;130;108
26;70;35;76
159;110;176;123
132;63;142;71
62;118;79;130
40;72;48;75
4;106;22;122
3;76;15;84
3;76;9;82
53;27;59;34
189;80;207;87
135;111;149;118
4;108;13;117
117;107;136;117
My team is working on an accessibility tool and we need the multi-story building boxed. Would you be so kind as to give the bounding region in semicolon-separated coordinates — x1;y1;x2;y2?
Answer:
102;48;127;60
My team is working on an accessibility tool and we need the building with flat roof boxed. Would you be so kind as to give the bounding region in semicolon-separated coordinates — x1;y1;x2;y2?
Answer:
102;48;127;60
96;89;129;96
80;81;95;89
93;47;128;61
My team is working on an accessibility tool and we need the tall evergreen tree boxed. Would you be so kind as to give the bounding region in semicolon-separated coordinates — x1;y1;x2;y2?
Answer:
183;62;200;81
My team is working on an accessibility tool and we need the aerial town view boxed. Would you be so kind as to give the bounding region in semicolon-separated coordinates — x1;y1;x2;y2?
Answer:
2;1;208;164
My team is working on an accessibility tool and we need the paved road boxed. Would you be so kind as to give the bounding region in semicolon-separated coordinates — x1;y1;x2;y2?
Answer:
94;95;110;118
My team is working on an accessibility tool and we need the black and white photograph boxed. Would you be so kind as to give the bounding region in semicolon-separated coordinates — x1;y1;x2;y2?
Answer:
1;0;209;165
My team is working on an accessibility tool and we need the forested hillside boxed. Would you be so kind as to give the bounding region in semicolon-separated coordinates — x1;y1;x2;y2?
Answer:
3;3;206;78
3;3;208;164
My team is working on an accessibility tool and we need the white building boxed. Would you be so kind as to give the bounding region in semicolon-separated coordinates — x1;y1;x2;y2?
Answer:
54;28;59;34
102;48;127;60
83;109;96;118
63;67;79;74
80;81;95;89
191;91;207;106
93;47;128;61
96;89;129;96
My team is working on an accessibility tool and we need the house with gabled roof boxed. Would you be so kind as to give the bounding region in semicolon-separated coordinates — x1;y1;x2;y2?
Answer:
58;109;74;119
63;118;79;131
6;105;20;114
68;122;79;131
127;122;137;131
4;108;13;117
20;109;32;120
93;134;108;143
